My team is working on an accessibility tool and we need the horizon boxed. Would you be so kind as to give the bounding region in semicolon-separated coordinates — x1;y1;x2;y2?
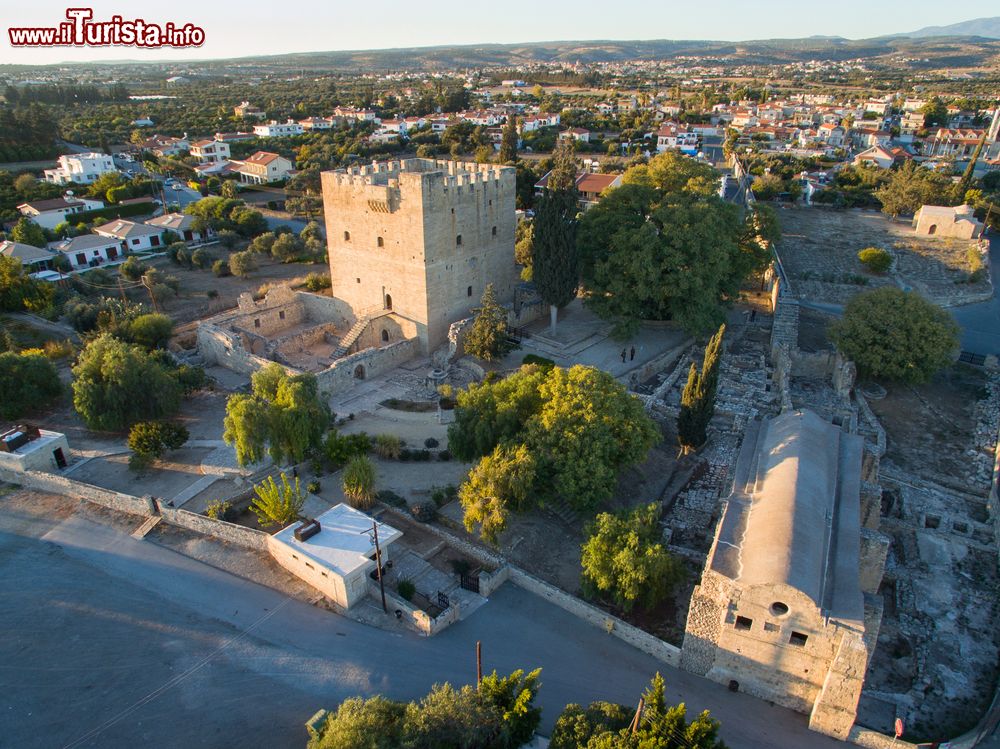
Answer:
1;1;998;67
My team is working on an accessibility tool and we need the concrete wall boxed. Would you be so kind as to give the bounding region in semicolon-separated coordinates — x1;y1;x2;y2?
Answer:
0;433;69;473
266;533;369;607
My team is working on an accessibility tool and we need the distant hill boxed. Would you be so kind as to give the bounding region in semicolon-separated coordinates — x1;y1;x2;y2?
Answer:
905;17;1000;39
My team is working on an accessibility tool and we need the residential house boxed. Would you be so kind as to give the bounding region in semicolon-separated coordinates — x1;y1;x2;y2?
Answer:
17;196;104;230
52;234;124;269
214;131;257;143
535;171;623;209
561;127;591;143
145;213;212;244
93;219;165;253
231;151;294;184
189;139;231;164
816;124;845;147
0;240;58;272
656;122;699;153
252;120;304;138
299;117;333;131
139;135;190;158
852;145;911;170
43;153;117;185
234;101;265;119
924;129;985;159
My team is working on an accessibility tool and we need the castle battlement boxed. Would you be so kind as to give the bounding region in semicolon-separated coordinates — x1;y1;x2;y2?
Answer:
326;158;511;194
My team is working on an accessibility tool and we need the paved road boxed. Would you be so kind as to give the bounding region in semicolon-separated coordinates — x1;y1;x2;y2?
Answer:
0;508;846;749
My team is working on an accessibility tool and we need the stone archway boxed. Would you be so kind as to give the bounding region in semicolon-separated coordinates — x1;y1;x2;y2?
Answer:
928;224;937;235
354;364;366;379
385;294;393;311
381;329;389;342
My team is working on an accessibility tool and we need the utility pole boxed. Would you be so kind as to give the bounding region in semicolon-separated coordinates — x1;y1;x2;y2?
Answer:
476;640;482;686
361;520;387;613
141;276;159;313
629;697;645;735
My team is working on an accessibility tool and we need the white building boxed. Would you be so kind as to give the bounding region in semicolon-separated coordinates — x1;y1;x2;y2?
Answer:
231;151;294;184
52;234;124;269
253;120;305;138
145;213;212;244
43;153;117;185
93;219;165;252
0;240;59;272
267;504;402;609
17;196;104;230
189;139;231;164
0;425;70;473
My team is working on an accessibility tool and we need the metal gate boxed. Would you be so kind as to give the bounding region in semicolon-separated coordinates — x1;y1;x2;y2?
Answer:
460;571;480;594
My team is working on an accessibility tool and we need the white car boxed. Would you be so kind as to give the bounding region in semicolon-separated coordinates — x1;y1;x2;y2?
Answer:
171;184;184;190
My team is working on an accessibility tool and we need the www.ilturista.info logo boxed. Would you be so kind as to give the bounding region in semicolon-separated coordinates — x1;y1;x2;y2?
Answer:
9;8;205;48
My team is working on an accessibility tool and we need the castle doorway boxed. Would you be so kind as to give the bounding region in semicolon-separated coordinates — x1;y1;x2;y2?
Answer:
385;294;393;310
354;364;366;379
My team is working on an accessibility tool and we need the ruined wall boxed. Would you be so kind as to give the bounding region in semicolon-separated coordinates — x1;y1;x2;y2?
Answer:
859;527;890;595
315;338;418;395
681;569;730;675
196;323;287;375
353;314;418;353
297;289;351;326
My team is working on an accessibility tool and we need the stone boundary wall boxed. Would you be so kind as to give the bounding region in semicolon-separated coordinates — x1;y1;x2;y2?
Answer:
848;727;916;749
0;467;155;516
273;322;338;353
371;581;461;636
507;567;682;666
626;339;692;389
315;338;419;395
478;564;511;597
159;507;269;551
854;391;887;457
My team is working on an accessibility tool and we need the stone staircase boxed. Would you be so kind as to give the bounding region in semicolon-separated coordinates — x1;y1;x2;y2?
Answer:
332;309;392;358
545;497;580;526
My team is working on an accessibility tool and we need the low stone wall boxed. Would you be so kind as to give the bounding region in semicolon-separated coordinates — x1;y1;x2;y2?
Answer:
315;338;419;395
848;727;916;749
478;563;511;597
0;467;155;516
626;338;692;388
197;323;277;375
373;583;461;636
273;322;338;353
160;507;269;551
506;568;681;667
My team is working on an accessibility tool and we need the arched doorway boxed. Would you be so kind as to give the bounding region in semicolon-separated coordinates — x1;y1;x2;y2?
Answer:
385;294;393;310
381;329;389;342
928;224;937;235
354;364;366;380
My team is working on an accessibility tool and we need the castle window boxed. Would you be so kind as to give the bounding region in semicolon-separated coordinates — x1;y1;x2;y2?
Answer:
789;631;808;647
254;318;260;329
356;278;361;284
344;230;351;241
381;329;389;342
377;236;384;248
735;616;753;631
467;286;473;297
492;226;497;236
456;234;462;246
770;602;789;616
279;311;285;320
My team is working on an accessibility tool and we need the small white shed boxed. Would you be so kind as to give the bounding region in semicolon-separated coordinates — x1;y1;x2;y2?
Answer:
268;504;402;609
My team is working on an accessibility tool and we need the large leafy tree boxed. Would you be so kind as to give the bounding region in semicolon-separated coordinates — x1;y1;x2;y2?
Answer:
0;351;61;419
829;288;959;384
533;139;580;333
10;217;46;248
224;363;331;466
874;160;951;218
581;503;684;613
579;154;769;337
550;673;725;749
464;283;516;362
451;364;660;540
72;334;182;431
0;255;53;313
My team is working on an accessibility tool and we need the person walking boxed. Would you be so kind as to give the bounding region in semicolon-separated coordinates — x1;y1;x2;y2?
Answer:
621;348;627;363
630;346;635;361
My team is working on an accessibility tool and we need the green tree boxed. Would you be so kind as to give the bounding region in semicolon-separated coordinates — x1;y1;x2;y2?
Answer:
459;443;538;543
220;180;240;199
10;217;45;248
119;255;147;281
952;132;987;205
310;696;407;749
223;363;331;466
465;283;516;362
0;255;53;313
874;161;951;218
581;503;684;613
477;668;543;748
622;149;719;197
71;334;182;430
499;116;519;164
830;288;959;383
677;324;724;453
127;313;174;350
514;218;534;280
0;351;61;419
229;249;258;278
127;420;189;469
271;233;303;262
250;471;305;528
342;455;377;510
921;96;948;128
533;187;579;334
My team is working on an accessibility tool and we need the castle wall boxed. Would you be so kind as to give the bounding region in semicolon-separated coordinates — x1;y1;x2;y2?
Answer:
315;338;419;395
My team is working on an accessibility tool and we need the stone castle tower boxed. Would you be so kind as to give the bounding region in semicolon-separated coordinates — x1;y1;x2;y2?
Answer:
321;158;519;354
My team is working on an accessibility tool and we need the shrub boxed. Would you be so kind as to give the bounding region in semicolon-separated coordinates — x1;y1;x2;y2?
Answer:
304;272;332;292
42;339;74;360
306;480;321;494
175;365;208;392
424;437;439;448
342;455;377;510
0;354;62;421
968;246;986;283
119;256;147;281
397;579;416;601
206;500;234;521
377;489;406;507
190;248;213;269
212;259;231;277
374;433;402;459
215;229;239;249
522;354;555;369
449;558;471;575
438;449;452;461
411;501;437;522
128;420;189;460
399;449;412;461
416;449;432;461
324;430;371;466
207;289;219;299
857;247;892;274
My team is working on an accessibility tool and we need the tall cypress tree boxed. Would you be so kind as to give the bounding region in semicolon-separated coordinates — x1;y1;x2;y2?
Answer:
953;132;987;206
677;324;725;454
533;139;579;333
499;116;519;164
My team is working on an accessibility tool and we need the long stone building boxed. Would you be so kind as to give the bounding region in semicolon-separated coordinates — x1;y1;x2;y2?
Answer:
321;158;520;354
682;409;887;739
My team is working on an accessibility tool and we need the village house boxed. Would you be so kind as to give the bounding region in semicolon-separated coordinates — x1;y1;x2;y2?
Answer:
534;171;623;209
189;139;231;164
233;101;265;119
0;240;59;273
656;122;700;153
17;195;104;230
51;233;124;269
231;151;294;184
252;120;305;138
298;117;333;131
560;127;591;143
139;135;190;158
43;153;117;185
93;219;165;253
145;212;212;244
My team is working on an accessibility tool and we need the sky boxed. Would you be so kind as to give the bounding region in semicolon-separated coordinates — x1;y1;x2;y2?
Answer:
1;0;997;65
